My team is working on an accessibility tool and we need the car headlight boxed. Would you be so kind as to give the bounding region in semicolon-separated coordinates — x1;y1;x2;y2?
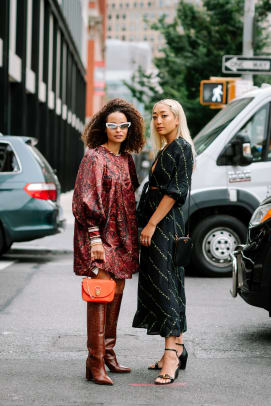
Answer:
250;203;271;226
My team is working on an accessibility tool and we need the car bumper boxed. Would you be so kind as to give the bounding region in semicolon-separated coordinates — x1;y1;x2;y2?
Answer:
3;201;66;243
231;242;271;312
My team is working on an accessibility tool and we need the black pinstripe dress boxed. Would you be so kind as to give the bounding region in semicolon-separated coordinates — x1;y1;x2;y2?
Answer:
132;137;193;338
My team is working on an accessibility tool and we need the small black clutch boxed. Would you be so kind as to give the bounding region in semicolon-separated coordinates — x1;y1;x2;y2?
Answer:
174;236;193;267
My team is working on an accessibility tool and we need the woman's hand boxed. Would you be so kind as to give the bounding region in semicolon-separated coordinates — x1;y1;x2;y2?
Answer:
91;243;105;262
140;222;156;247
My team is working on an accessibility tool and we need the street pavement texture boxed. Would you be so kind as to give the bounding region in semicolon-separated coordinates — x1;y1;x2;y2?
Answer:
0;192;271;406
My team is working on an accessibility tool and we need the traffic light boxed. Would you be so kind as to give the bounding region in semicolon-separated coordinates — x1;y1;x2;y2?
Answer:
200;80;226;106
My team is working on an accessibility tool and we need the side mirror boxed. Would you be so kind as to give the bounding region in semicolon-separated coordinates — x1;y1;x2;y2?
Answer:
232;133;253;166
217;133;253;166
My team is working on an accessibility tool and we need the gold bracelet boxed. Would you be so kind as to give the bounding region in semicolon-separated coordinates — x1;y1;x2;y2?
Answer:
90;242;103;247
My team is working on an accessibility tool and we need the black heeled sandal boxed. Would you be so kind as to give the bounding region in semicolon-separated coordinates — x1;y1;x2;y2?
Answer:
154;348;180;385
148;343;188;371
176;343;188;370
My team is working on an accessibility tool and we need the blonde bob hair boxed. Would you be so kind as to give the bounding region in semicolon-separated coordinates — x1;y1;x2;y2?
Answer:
151;99;196;159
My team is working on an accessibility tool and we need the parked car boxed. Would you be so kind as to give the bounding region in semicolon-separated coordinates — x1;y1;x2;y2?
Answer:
0;135;64;255
231;197;271;315
138;85;271;276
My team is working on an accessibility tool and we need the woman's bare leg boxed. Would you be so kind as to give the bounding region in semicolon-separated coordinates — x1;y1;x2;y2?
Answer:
154;337;179;384
148;333;183;369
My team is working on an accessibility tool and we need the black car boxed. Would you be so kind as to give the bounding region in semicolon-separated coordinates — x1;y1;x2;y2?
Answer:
231;196;271;315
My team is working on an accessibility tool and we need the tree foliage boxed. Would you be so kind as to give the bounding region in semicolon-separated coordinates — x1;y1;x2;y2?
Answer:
125;0;271;136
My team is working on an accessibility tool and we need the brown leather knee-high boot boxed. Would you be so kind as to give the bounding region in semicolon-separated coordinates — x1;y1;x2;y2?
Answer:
86;302;113;385
104;293;131;373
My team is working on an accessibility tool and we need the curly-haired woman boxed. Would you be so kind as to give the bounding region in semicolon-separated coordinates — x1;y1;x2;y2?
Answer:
73;98;145;385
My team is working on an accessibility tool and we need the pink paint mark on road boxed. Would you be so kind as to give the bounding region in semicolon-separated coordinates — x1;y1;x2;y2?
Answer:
129;382;186;387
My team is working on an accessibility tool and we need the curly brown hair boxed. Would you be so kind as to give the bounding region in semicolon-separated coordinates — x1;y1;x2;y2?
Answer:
82;98;145;153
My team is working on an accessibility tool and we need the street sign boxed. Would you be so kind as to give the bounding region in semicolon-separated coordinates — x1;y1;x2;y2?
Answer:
200;80;226;105
222;55;271;75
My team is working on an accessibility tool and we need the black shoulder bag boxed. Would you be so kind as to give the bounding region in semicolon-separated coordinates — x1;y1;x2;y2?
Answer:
173;184;193;267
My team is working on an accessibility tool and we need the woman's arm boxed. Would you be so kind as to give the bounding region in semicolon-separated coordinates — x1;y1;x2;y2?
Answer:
140;194;175;247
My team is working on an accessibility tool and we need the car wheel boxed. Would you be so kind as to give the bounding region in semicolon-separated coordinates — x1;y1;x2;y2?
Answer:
0;225;12;256
191;215;247;277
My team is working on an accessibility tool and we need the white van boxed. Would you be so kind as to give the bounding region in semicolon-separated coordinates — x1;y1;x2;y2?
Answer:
190;85;271;276
137;85;271;276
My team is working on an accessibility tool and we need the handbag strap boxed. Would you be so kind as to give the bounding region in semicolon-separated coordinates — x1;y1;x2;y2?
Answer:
173;183;191;238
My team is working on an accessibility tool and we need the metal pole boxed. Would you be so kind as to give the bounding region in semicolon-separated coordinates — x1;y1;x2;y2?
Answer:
242;0;255;82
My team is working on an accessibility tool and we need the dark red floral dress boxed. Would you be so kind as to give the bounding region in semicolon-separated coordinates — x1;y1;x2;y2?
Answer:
72;145;139;279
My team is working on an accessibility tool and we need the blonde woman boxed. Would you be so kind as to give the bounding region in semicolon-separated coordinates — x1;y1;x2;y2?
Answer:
133;99;195;385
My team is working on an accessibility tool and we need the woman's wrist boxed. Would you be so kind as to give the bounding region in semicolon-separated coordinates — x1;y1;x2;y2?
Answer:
148;220;157;227
90;239;103;247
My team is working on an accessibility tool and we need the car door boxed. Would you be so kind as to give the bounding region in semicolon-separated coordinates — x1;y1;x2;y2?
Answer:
227;102;271;202
0;140;24;234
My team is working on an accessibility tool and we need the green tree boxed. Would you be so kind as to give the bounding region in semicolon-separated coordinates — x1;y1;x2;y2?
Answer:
125;0;271;136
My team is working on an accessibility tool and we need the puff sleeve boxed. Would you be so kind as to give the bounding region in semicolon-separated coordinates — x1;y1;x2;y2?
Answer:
72;150;105;242
163;141;193;205
128;154;140;191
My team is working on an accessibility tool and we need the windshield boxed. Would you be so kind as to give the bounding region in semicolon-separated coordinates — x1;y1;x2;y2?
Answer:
193;97;253;155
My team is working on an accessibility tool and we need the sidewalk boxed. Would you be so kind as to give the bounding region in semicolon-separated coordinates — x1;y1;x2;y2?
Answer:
12;191;74;254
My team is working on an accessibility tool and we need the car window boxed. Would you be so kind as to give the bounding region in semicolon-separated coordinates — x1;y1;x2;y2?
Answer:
27;145;55;181
237;104;268;162
193;97;253;155
0;142;20;173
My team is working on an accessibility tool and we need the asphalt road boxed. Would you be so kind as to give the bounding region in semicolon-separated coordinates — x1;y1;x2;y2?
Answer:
0;248;271;406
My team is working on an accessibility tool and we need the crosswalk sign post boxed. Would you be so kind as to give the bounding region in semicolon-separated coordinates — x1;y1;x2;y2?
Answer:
200;80;226;107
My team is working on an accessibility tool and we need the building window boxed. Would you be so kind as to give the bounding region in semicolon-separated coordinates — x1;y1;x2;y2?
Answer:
108;14;112;19
122;35;126;40
123;14;126;19
148;1;152;6
108;26;112;31
116;14;119;19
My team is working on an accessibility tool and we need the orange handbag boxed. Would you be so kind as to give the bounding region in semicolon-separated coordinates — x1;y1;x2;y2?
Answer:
81;278;116;303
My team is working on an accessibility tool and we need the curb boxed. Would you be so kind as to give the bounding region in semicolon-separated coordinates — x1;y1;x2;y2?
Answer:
8;247;73;256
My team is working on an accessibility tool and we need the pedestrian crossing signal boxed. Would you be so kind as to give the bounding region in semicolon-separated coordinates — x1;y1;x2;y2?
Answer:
200;80;226;106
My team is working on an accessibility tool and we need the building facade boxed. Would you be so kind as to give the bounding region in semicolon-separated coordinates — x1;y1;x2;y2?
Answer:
106;0;179;56
0;0;88;192
86;0;107;119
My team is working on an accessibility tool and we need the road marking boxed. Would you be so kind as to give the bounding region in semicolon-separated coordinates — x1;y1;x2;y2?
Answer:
0;260;15;271
129;382;186;387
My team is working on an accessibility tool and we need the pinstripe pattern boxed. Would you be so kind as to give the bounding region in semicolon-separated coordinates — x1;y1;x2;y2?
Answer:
133;137;193;337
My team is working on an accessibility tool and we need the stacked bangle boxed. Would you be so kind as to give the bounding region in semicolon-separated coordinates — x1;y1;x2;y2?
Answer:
88;226;102;247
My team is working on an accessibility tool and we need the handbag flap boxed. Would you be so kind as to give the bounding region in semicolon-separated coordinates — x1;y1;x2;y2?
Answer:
82;278;116;298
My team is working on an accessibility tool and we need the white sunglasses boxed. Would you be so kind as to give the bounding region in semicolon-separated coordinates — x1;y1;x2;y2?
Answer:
106;122;131;130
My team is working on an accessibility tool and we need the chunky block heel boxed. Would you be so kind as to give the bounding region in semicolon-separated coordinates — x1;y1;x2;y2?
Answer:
86;365;93;381
176;343;188;370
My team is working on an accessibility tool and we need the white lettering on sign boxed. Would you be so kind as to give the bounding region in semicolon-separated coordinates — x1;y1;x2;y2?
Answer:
228;170;251;183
